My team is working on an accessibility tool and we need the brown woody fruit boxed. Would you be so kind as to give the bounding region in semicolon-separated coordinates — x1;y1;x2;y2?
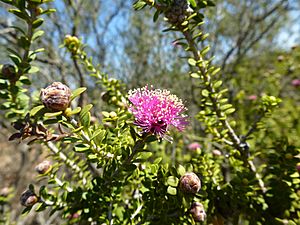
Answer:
179;172;201;194
1;64;17;81
40;82;71;111
20;189;38;207
190;202;206;222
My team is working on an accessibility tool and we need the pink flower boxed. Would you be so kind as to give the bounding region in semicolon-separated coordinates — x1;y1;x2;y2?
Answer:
247;95;257;100
188;142;201;151
291;79;300;87
128;86;188;141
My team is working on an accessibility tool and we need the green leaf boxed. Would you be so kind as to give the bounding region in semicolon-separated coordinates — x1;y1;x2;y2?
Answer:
200;46;210;56
220;104;233;111
8;8;29;20
167;186;177;195
188;0;197;7
9;54;21;65
30;105;45;116
137;152;152;160
19;75;31;85
7;48;22;59
32;30;44;41
74;144;90;152
80;104;93;117
41;9;56;15
45;111;62;117
188;58;197;66
201;89;209;97
190;72;200;78
213;80;222;89
67;107;81;115
80;104;92;128
17;36;30;49
91;129;106;141
177;165;186;176
133;1;147;10
32;18;44;29
153;10;160;22
27;66;39;74
29;48;45;56
224;108;235;114
0;0;13;4
167;176;179;187
71;87;87;101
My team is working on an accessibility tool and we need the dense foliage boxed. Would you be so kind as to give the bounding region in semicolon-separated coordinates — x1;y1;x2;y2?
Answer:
0;0;299;225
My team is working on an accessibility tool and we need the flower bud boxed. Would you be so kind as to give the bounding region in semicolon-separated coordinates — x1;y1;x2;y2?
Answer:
187;142;201;151
179;172;201;194
212;149;222;156
296;163;300;173
190;202;206;222
20;189;38;207
291;79;300;87
1;64;17;81
40;82;71;111
247;95;257;101
277;55;284;62
64;35;80;54
35;160;52;174
0;187;10;197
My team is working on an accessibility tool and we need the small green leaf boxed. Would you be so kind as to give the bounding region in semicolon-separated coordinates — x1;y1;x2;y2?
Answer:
45;111;62;117
224;108;236;114
188;58;197;66
102;111;110;118
30;105;45;116
177;165;186;176
32;18;44;29
167;176;179;187
201;89;209;97
9;8;29;20
91;129;106;141
74;144;90;152
27;66;39;74
213;80;222;88
190;73;200;78
80;104;93;117
167;186;177;195
66;107;81;116
137;152;153;160
153;10;160;22
9;54;21;65
71;87;87;101
41;9;56;15
19;75;31;85
32;30;44;41
188;0;197;7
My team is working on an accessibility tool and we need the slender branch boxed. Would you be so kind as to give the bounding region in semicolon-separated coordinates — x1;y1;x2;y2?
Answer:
182;30;241;149
46;141;86;184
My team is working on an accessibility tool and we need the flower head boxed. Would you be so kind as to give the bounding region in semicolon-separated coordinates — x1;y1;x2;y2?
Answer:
128;86;188;141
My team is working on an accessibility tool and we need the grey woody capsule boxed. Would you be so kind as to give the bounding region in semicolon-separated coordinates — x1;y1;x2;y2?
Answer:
179;172;201;194
20;189;38;207
1;64;17;80
40;82;71;111
190;202;206;222
35;160;52;174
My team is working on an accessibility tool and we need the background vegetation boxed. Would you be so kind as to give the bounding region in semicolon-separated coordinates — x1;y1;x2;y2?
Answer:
0;0;300;224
